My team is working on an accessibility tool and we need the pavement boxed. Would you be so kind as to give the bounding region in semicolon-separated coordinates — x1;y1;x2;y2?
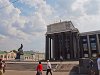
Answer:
4;61;86;75
4;70;69;75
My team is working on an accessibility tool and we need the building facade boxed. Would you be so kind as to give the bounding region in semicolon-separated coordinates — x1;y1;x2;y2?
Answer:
79;31;100;58
0;51;16;60
45;21;100;60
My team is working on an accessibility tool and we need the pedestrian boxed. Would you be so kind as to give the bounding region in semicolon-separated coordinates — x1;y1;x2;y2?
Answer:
2;60;6;73
46;60;52;75
0;59;3;75
97;54;100;75
36;61;43;75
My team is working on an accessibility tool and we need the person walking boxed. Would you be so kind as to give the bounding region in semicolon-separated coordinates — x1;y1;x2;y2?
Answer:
2;60;6;73
97;54;100;75
46;60;52;75
36;61;43;75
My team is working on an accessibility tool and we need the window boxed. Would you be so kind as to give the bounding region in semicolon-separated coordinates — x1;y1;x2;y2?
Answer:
90;38;95;41
84;54;88;57
83;44;88;51
82;39;87;42
91;43;96;50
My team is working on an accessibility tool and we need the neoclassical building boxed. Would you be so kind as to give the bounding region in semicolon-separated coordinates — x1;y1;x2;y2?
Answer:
45;21;100;60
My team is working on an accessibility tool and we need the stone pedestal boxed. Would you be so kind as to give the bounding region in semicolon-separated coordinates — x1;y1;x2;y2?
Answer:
20;55;24;61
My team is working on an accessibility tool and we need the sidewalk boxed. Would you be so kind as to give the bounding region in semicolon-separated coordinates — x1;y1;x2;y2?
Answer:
4;70;69;75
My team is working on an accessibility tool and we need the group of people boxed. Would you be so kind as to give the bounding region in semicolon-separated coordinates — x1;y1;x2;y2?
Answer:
0;59;6;75
36;60;52;75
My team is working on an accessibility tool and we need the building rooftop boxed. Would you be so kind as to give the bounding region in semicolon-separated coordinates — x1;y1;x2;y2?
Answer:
46;21;78;34
80;30;100;36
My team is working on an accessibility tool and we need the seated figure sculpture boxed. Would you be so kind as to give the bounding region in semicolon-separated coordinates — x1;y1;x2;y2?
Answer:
18;44;24;55
15;44;24;60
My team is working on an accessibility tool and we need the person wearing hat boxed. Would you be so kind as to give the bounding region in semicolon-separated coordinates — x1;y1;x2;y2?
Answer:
46;60;52;75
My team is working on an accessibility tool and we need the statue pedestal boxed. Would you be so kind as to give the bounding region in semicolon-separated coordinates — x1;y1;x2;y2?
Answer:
20;55;24;61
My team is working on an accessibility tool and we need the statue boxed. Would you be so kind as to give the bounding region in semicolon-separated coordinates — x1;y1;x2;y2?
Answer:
15;44;24;60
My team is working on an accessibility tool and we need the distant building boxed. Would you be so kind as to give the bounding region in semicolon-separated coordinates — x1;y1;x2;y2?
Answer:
24;51;45;61
45;21;100;60
0;50;45;61
0;51;16;60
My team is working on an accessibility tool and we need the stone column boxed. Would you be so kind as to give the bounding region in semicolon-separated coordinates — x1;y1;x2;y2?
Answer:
45;35;49;60
49;36;51;60
73;33;77;59
77;34;80;58
70;32;74;59
96;34;100;53
61;32;65;59
58;34;61;60
65;33;68;59
52;34;55;60
87;35;91;58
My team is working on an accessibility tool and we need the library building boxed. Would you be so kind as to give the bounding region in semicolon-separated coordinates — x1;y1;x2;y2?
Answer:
45;21;100;60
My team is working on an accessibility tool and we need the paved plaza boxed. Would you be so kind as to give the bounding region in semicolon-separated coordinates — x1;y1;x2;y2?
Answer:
4;70;69;75
4;61;79;75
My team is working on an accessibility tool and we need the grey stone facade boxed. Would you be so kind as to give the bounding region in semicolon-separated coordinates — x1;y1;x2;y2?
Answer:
45;21;100;60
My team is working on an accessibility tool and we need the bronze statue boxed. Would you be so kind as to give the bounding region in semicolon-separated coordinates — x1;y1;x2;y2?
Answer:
15;44;24;59
18;44;24;55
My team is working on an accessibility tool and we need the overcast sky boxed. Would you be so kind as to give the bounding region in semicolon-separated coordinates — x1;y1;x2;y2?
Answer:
0;0;100;52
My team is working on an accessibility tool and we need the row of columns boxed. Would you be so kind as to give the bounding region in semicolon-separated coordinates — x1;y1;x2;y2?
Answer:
45;32;79;60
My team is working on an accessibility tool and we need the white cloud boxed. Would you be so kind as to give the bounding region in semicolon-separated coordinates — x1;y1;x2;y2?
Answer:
72;0;90;15
0;34;6;41
20;0;54;16
0;0;53;51
71;0;100;32
0;0;100;51
0;0;32;41
73;14;100;32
